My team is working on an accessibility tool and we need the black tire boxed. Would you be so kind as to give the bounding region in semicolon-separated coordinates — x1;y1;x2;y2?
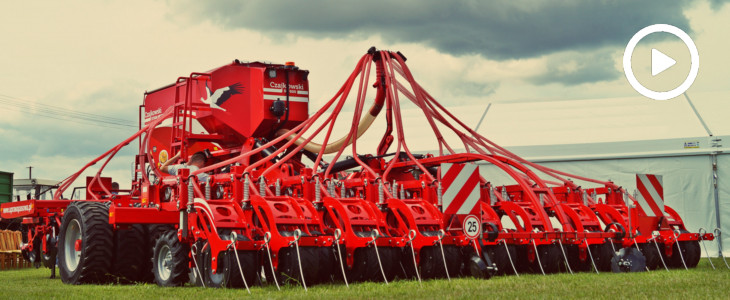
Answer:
111;224;147;283
152;230;189;286
346;247;380;282
58;201;114;284
465;246;493;279
41;239;57;270
380;247;402;282
514;245;531;273
29;235;42;269
264;246;320;286
682;241;702;268
589;242;615;272
668;240;700;268
565;245;591;272
640;243;663;270
530;244;561;274
419;246;461;279
142;224;174;283
486;244;519;275
316;247;336;284
264;247;319;286
202;247;258;288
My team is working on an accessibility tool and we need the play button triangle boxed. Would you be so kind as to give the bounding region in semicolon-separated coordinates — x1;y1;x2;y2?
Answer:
651;48;676;76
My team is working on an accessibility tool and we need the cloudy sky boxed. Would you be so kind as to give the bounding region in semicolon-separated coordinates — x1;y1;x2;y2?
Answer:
1;0;729;192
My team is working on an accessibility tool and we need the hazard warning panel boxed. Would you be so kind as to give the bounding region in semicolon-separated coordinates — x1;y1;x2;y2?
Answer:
635;174;665;217
440;163;481;216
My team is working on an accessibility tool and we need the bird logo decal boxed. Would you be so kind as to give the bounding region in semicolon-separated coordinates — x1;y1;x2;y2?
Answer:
201;83;243;112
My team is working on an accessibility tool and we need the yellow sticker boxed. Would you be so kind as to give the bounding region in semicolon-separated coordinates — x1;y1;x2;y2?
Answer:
159;149;169;164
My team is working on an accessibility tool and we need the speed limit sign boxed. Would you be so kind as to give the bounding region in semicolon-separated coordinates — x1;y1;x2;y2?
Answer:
462;215;480;239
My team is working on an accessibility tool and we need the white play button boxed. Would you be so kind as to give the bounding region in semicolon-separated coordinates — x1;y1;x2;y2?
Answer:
651;48;676;76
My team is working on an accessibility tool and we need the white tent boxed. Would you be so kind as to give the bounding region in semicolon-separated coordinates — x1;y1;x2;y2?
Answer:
470;91;730;256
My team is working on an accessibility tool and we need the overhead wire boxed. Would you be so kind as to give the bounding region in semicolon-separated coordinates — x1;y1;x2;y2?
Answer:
0;93;137;129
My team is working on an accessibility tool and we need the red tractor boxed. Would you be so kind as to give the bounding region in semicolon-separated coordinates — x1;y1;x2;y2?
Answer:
0;48;712;288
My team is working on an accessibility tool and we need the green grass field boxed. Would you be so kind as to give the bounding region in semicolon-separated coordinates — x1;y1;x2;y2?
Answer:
1;259;728;299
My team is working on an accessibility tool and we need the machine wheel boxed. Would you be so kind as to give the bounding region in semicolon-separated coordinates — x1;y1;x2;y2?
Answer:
264;246;320;286
143;224;174;283
590;242;615;272
682;241;701;268
111;224;147;283
419;245;461;279
639;243;662;270
28;236;42;269
58;201;114;284
530;244;561;274
667;240;700;268
202;247;258;288
466;247;493;279
346;247;380;282
152;230;189;286
485;244;518;275
41;240;57;270
202;248;233;288
565;245;591;272
316;247;336;284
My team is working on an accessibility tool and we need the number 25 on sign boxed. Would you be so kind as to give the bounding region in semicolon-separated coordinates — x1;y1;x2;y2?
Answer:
462;215;480;239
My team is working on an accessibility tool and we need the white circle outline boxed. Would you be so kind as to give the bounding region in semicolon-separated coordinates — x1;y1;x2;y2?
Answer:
462;215;480;239
623;24;699;101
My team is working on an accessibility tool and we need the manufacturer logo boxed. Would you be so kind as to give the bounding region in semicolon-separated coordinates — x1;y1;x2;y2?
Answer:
4;204;33;214
201;83;244;112
269;82;304;90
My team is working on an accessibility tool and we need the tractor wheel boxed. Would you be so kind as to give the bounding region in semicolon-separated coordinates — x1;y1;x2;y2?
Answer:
639;243;662;270
486;244;518;275
111;224;147;283
264;246;320;286
419;245;461;279
152;230;189;286
142;225;174;283
530;244;562;274
202;247;253;288
58;201;114;284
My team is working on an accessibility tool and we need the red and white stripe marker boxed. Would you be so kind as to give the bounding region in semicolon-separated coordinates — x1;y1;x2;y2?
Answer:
636;174;665;217
440;163;481;216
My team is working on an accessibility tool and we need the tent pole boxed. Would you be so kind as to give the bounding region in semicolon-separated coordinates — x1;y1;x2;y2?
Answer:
683;92;713;136
685;92;722;256
474;103;492;132
711;146;723;257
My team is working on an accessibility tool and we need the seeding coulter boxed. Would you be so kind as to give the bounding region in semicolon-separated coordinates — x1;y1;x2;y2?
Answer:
0;47;720;288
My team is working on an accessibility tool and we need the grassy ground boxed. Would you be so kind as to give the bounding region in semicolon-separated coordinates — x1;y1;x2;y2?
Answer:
1;259;728;299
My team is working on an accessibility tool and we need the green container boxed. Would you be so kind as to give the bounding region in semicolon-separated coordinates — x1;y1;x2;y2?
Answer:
0;171;12;203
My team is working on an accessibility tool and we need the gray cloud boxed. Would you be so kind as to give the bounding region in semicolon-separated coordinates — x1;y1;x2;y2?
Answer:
174;0;694;60
528;49;620;85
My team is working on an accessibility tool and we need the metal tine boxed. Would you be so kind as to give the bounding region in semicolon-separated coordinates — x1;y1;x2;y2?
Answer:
698;228;715;269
